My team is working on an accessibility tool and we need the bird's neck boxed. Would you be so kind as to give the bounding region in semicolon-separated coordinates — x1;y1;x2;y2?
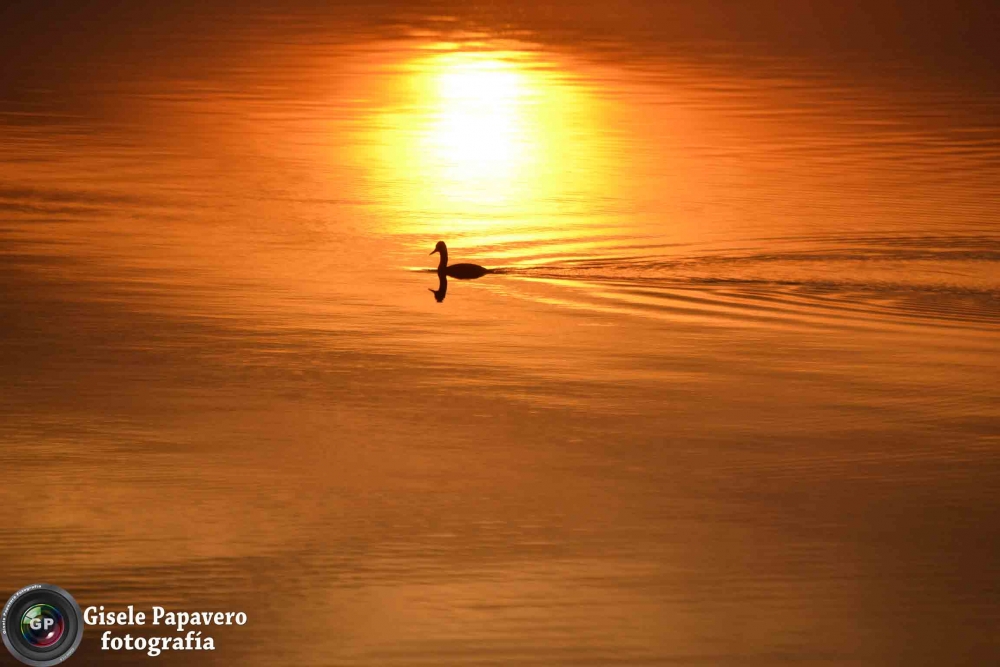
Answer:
437;249;448;271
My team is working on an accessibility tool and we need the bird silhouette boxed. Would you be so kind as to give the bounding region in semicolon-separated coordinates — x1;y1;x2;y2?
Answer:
429;272;448;302
430;241;490;279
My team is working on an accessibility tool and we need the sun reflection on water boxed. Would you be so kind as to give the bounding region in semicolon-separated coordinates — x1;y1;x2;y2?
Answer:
365;45;614;243
426;55;530;204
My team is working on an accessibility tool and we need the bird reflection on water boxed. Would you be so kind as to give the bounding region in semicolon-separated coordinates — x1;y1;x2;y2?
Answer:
429;272;448;302
428;241;489;302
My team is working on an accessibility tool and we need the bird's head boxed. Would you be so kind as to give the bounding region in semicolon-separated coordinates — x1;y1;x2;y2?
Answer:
430;241;447;255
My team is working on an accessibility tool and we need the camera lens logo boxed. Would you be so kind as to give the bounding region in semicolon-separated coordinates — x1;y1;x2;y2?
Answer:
2;585;83;666
21;605;65;648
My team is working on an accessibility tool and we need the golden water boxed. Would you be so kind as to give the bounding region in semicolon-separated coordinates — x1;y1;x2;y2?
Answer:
1;3;998;665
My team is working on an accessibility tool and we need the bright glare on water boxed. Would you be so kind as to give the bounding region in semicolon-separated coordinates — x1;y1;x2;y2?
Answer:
1;3;998;665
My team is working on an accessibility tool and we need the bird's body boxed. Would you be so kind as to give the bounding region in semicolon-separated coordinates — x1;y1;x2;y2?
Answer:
430;241;489;279
443;263;490;279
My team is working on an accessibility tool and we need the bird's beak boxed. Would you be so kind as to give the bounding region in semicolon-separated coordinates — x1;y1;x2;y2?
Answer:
430;248;438;255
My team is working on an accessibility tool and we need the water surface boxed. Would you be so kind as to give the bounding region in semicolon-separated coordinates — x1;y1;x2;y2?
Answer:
1;3;998;665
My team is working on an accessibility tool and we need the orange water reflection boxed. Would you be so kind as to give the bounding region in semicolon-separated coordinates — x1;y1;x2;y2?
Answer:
366;46;615;242
3;14;1000;667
